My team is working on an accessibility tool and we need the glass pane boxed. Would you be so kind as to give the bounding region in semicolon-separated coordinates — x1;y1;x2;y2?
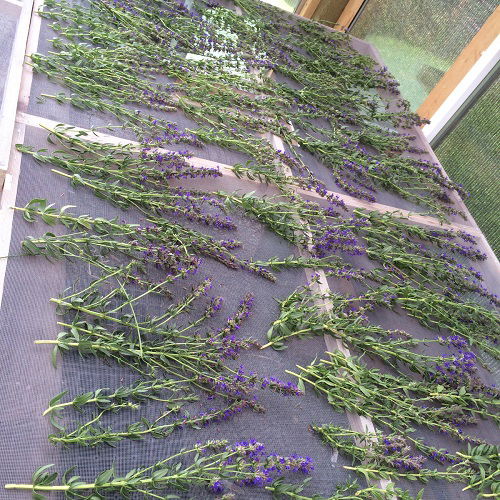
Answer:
350;0;497;109
435;76;500;257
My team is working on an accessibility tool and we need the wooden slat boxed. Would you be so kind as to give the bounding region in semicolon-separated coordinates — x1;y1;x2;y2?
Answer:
17;111;484;238
267;128;392;492
0;0;34;188
297;0;321;19
418;6;500;121
336;0;364;31
297;0;364;30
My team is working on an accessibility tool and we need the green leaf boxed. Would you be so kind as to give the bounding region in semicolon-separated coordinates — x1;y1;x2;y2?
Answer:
22;240;41;255
49;413;65;432
297;378;305;394
51;345;59;368
32;464;57;486
358;386;371;397
95;466;114;486
266;326;275;340
152;468;169;480
48;391;67;407
272;343;287;351
60;205;76;214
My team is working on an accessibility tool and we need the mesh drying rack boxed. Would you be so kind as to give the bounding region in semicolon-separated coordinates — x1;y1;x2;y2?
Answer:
0;0;498;498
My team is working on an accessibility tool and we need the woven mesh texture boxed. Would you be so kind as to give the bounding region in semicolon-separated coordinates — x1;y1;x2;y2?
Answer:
0;3;498;499
0;125;357;498
0;10;18;110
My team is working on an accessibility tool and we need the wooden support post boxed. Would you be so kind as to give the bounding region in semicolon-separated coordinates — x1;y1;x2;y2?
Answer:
336;0;364;31
296;0;321;19
296;0;364;30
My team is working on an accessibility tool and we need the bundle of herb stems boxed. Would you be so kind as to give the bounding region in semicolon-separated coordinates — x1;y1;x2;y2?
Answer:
4;0;498;497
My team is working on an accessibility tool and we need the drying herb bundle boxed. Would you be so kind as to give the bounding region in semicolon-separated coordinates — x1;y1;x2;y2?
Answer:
27;253;305;446
17;200;308;449
31;0;467;218
267;478;424;500
264;281;499;361
5;439;314;498
18;197;281;280
19;126;496;303
313;425;500;497
212;192;495;304
37;305;305;447
289;352;498;458
43;378;198;419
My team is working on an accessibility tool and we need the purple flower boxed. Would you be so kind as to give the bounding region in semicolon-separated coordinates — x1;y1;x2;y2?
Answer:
209;480;224;493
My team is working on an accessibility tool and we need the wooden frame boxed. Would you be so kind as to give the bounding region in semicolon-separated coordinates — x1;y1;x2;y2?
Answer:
335;0;364;31
418;6;500;123
0;2;498;494
0;0;41;307
296;0;364;31
295;0;321;20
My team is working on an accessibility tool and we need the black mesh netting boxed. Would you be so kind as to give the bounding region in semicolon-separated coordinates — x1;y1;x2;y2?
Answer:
0;125;358;498
0;2;498;499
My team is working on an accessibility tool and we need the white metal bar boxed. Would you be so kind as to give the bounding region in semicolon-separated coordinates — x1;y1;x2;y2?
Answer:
0;0;23;15
0;0;34;187
423;35;500;143
0;0;42;310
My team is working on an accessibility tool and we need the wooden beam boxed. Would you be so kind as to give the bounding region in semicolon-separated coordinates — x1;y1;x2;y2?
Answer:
336;0;364;31
267;128;393;493
418;6;500;121
297;0;364;27
17;111;484;240
296;0;321;20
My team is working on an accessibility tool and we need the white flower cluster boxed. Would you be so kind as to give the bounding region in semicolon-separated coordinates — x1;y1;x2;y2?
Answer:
186;7;266;77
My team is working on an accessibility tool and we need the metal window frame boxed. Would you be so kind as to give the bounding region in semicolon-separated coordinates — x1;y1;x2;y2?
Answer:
424;36;500;144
